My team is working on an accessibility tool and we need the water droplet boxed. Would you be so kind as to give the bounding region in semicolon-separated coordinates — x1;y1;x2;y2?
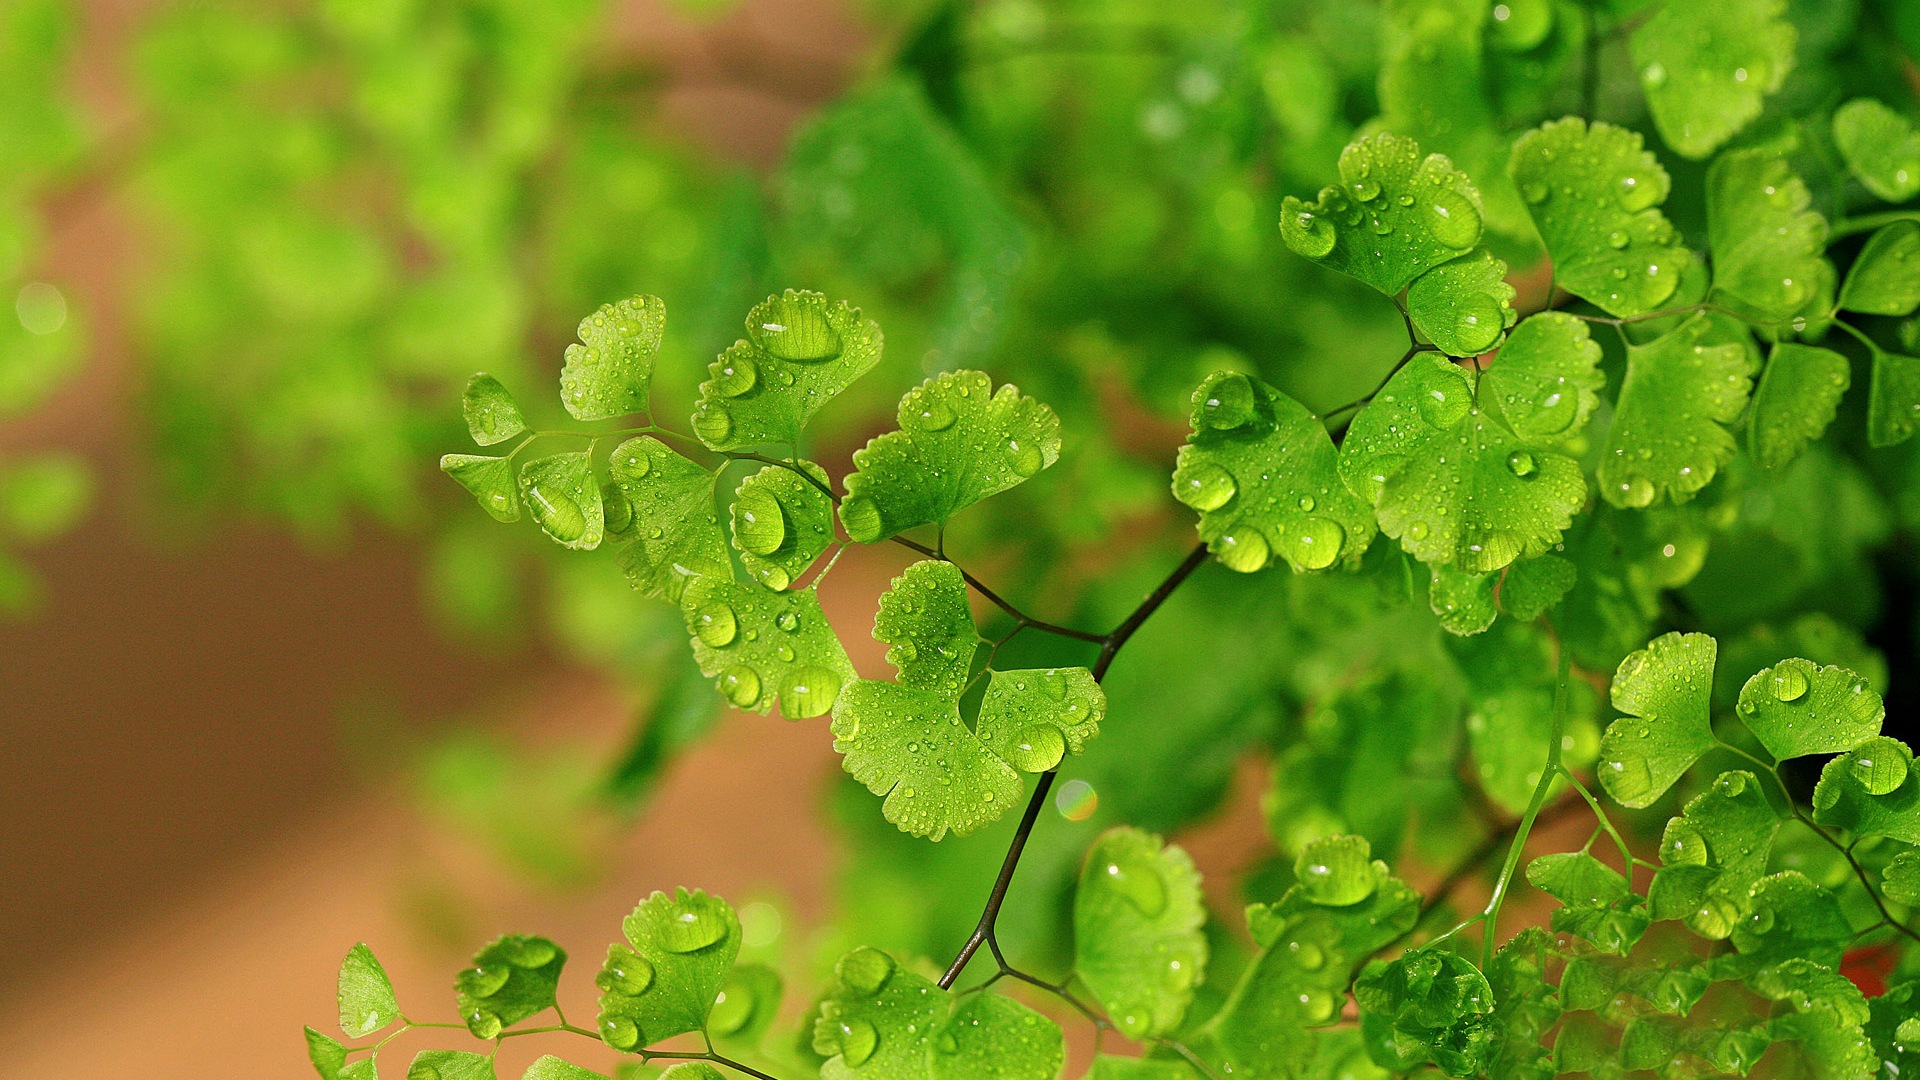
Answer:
1289;940;1326;970
660;904;730;953
1008;438;1044;478
693;403;734;444
1285;516;1345;571
1007;724;1067;771
1216;523;1271;572
1613;474;1656;508
776;611;800;632
599;1015;640;1050
1506;449;1537;478
1103;855;1168;917
836;1018;879;1067
735;495;787;556
709;981;756;1036
1618;172;1660;212
1286;209;1336;258
602;485;634;534
1642;62;1667;88
599;949;655;997
720;665;760;708
527;483;587;542
1171;460;1237;511
837;948;896;997
1851;742;1909;796
758;565;791;591
467;1008;502;1039
749;294;843;361
1452;296;1505;354
1768;660;1811;702
712;354;758;397
1521;181;1549;205
1351;177;1382;202
463;964;511;998
781;665;843;719
913;397;956;431
1301;991;1338;1023
1425;188;1482;250
1663;820;1708;866
1417;379;1472;429
839;494;883;543
1198;372;1257;429
1607;230;1630;249
693;603;738;647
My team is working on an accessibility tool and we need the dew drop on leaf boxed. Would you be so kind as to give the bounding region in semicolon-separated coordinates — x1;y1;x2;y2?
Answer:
836;947;895;997
463;965;510;998
1102;854;1168;917
775;611;800;632
719;665;760;708
914;398;956;431
1199;372;1257;429
1171;460;1237;511
693;603;738;647
1425;188;1482;250
748;295;843;362
781;665;843;719
1007;724;1067;771
600;1015;640;1050
1768;660;1811;702
1008;438;1044;478
693;403;734;444
839;494;883;543
712;355;758;398
1417;383;1470;429
1506;449;1538;478
837;1018;879;1067
1285;516;1345;570
528;484;586;542
1288;940;1327;970
1216;523;1271;571
660;906;729;954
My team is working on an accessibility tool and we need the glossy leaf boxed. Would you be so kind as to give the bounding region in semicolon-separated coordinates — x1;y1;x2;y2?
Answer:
560;294;664;421
1734;658;1883;760
1355;948;1495;1078
1508;118;1691;316
1279;131;1487;295
1596;632;1718;808
1838;221;1920;316
1404;247;1518;358
1073;828;1208;1040
595;889;740;1051
1834;98;1920;202
608;437;728;603
406;1050;494;1080
455;935;566;1039
441;454;520;523
1629;0;1796;159
306;1027;347;1080
1811;736;1920;842
1705;149;1832;324
1526;852;1648;955
692;290;884;451
1748;344;1849;468
813;948;1064;1080
679;575;854;719
1881;851;1920;906
522;1058;608;1080
1647;771;1779;938
839;370;1060;544
729;461;834;592
1598;314;1754;508
462;373;527;446
338;943;400;1038
1479;313;1605;448
975;667;1104;773
1868;344;1920;448
1171;372;1375;574
1339;354;1586;572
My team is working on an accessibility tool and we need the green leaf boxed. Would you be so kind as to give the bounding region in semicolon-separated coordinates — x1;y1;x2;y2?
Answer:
1508;118;1692;316
523;1057;610;1080
520;452;605;550
462;373;527;446
1171;372;1376;574
680;575;854;719
1629;0;1796;159
1883;851;1920;907
1485;928;1559;1080
1867;983;1920;1080
1748;344;1850;469
1752;960;1876;1080
656;1063;724;1080
974;667;1104;773
455;934;566;1038
338;943;400;1038
1526;852;1648;955
1648;771;1779;938
441;455;520;524
839;370;1060;544
1405;247;1519;358
868;559;979;697
1280;132;1486;296
1724;871;1850;972
692;290;884;451
813;949;1064;1080
1355;948;1495;1078
1734;657;1884;760
594;889;741;1051
306;1026;347;1080
1429;564;1497;636
1598;314;1755;508
1479;313;1606;448
1705;149;1832;323
729;461;833;592
1811;736;1920;842
1868;344;1920;448
560;294;664;421
1596;631;1718;808
1087;1057;1203;1080
407;1051;494;1080
607;437;728;603
1339;353;1586;572
1214;869;1421;1076
1834;98;1920;202
340;1061;376;1080
1498;554;1577;622
1839;221;1920;316
1073;827;1208;1040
